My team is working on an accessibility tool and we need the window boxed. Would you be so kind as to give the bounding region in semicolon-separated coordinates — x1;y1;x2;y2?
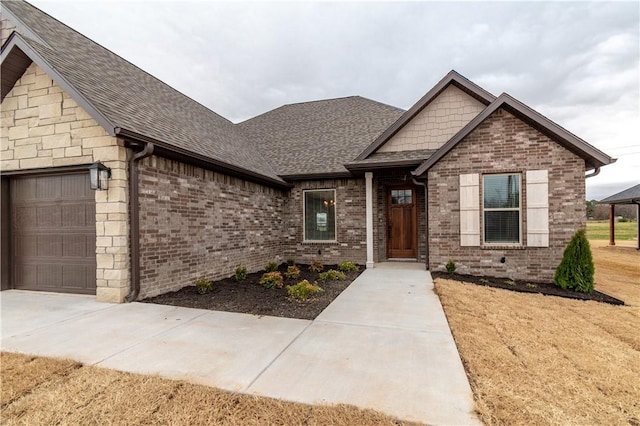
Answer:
483;174;521;244
391;189;412;204
304;189;336;241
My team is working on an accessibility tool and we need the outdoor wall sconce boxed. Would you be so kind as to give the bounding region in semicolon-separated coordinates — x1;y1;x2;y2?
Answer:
88;161;111;190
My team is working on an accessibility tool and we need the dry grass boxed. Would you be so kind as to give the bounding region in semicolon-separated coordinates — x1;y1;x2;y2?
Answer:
0;352;420;426
435;240;640;426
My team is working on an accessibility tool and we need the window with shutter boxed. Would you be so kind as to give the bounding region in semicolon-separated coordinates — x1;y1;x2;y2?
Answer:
483;173;522;245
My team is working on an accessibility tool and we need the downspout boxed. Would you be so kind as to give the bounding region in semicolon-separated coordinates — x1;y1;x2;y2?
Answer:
125;142;154;302
585;166;600;179
412;177;429;270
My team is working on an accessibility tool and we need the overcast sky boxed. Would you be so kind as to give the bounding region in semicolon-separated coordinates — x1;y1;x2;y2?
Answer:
29;0;640;200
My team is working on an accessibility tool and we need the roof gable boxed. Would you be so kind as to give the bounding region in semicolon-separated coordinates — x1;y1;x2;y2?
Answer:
412;93;616;176
354;70;496;161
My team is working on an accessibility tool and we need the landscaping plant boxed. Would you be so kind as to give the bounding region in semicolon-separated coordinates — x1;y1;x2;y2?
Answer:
285;265;301;279
195;277;213;295
338;261;358;273
286;257;296;266
318;269;346;281
445;260;456;274
259;271;284;289
309;260;324;273
265;261;279;273
554;229;595;293
234;265;247;282
287;280;323;301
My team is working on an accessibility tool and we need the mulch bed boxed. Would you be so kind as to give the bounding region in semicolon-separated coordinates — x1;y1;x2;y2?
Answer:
141;264;362;320
431;271;624;305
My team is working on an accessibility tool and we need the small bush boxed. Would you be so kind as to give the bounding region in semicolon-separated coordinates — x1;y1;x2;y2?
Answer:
195;277;213;295
234;265;247;282
338;261;358;273
309;260;324;273
287;280;323;301
318;269;346;281
259;271;283;289
285;265;301;279
445;260;456;274
504;279;516;286
554;229;594;293
286;257;296;266
265;262;279;273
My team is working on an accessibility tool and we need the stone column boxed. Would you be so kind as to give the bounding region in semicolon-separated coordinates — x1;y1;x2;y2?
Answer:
365;172;374;269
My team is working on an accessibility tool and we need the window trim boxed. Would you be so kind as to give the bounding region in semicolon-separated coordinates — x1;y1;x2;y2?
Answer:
482;173;522;246
302;188;337;243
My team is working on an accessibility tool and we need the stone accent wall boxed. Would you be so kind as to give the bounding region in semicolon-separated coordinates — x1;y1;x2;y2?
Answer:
380;85;485;152
1;15;17;46
427;108;586;281
284;179;367;265
137;156;286;299
374;170;426;263
1;63;130;302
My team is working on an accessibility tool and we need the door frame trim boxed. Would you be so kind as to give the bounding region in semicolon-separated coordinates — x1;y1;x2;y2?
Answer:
386;184;418;259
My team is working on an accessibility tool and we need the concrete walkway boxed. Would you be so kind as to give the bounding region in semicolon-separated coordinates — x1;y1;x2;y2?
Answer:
0;265;478;425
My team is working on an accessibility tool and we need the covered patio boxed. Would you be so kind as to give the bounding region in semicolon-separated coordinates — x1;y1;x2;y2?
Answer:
599;184;640;250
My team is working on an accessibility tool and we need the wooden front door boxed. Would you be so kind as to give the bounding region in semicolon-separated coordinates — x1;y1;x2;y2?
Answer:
387;187;417;259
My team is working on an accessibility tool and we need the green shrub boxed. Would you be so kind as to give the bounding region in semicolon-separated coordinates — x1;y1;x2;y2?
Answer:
445;260;456;274
287;280;323;301
309;260;324;273
554;229;594;293
234;265;247;282
195;277;213;295
318;269;346;281
504;279;516;286
286;257;296;266
285;265;301;279
265;261;279;273
259;271;283;289
338;261;358;273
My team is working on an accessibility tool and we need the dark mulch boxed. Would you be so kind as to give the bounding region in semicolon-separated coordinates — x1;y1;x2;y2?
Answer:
431;271;624;305
141;264;362;320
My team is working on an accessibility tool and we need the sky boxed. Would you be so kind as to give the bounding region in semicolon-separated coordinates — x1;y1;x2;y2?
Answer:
29;0;640;200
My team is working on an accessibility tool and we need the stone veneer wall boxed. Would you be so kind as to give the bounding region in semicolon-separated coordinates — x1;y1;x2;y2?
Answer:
1;16;17;46
137;156;286;299
374;170;427;263
284;178;367;265
1;63;130;302
379;85;485;152
427;108;586;281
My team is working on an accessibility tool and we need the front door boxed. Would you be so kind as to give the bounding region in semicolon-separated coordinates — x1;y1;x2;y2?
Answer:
387;187;417;259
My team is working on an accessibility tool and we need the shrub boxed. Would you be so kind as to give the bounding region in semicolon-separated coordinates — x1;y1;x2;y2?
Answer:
445;260;456;274
259;271;283;289
309;260;324;273
195;277;213;295
265;261;279;273
286;257;296;266
338;261;358;273
285;265;301;279
234;265;247;282
318;269;346;281
287;280;323;301
554;229;594;293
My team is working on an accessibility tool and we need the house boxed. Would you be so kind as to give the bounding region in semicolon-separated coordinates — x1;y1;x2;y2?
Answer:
1;0;615;302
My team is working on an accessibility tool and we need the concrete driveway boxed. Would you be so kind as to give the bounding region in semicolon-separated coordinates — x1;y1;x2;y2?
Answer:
0;264;478;425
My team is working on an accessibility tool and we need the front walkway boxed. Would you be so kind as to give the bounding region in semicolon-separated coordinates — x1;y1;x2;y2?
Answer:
0;264;478;425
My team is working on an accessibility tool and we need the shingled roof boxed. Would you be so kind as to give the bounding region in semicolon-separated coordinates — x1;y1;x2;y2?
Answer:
1;0;285;186
238;96;404;178
599;184;640;204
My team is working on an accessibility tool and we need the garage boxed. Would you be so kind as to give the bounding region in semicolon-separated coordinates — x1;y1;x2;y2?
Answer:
4;172;96;294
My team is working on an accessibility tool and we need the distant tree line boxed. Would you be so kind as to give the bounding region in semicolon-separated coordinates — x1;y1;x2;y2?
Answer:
587;200;638;220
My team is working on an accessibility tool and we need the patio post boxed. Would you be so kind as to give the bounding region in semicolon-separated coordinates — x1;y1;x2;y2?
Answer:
365;172;374;268
609;204;615;246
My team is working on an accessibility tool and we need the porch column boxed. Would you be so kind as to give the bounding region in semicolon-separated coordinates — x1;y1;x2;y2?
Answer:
365;172;374;269
609;204;615;246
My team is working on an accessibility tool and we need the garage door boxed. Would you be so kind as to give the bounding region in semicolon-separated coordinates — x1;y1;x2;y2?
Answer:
11;173;96;294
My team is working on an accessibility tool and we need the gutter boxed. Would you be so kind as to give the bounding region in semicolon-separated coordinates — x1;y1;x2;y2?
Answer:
412;176;429;270
585;166;600;179
125;142;154;302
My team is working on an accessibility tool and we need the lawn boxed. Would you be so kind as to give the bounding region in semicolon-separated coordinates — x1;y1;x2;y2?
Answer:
587;219;638;241
435;240;640;425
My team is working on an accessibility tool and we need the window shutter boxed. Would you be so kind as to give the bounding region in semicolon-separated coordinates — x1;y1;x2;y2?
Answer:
526;170;549;247
460;173;480;246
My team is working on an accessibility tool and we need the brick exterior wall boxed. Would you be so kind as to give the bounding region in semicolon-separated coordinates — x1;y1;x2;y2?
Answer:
374;170;426;262
427;108;586;281
379;85;485;152
137;156;287;299
284;179;368;265
1;63;130;302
